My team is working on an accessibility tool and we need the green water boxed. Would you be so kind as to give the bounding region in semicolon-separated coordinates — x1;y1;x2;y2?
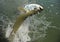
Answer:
0;0;60;42
32;0;60;42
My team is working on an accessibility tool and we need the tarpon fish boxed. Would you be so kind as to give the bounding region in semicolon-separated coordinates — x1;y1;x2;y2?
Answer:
9;4;43;40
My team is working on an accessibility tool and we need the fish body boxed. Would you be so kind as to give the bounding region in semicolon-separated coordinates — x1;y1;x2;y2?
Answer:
9;4;43;40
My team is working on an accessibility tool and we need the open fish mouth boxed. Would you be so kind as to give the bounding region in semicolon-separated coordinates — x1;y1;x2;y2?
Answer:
38;7;43;12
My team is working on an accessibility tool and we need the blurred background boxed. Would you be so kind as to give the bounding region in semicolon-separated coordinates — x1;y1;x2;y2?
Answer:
0;0;60;42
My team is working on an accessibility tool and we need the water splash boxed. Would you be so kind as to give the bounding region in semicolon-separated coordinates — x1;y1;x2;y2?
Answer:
13;18;31;42
28;14;56;41
5;15;49;42
1;14;57;42
5;22;13;38
5;17;31;42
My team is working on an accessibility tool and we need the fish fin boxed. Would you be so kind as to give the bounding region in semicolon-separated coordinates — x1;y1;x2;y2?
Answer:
17;7;26;13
